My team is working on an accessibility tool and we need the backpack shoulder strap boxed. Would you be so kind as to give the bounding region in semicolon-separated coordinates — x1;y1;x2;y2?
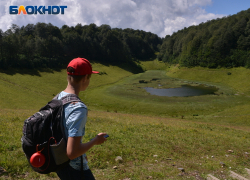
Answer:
61;94;81;105
53;93;60;100
53;94;82;142
53;93;82;105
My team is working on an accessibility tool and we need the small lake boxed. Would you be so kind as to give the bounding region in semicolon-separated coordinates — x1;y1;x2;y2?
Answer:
144;85;218;97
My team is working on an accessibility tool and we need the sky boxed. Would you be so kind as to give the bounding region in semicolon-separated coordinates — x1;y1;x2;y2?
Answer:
0;0;250;37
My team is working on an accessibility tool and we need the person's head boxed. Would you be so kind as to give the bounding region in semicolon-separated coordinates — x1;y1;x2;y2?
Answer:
66;57;99;91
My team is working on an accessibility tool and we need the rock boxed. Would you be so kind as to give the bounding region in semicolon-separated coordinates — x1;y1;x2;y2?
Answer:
220;162;226;167
151;78;159;81
115;156;123;163
178;168;185;172
113;166;118;169
228;150;234;153
0;167;7;175
147;176;153;179
153;155;158;158
139;80;148;83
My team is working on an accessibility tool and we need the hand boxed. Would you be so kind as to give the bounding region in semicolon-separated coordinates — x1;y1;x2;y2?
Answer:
92;133;107;145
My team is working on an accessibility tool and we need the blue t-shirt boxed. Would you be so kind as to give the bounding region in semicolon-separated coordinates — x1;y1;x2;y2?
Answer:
58;91;89;171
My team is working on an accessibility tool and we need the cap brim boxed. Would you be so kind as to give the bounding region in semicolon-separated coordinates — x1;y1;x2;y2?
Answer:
92;71;99;74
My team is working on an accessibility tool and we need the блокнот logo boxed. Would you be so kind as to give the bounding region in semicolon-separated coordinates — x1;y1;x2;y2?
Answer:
9;5;67;15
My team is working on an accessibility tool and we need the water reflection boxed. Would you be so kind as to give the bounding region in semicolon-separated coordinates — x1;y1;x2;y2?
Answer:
144;85;218;97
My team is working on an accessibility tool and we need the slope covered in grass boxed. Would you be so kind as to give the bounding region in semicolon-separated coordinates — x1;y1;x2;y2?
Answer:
165;65;250;127
0;62;250;179
166;65;250;95
0;63;133;110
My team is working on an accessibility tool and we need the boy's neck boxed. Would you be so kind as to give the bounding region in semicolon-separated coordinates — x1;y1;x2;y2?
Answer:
64;84;80;96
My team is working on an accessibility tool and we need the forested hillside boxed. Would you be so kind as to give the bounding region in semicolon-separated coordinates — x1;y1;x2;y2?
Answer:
0;23;162;69
3;7;250;70
158;8;250;68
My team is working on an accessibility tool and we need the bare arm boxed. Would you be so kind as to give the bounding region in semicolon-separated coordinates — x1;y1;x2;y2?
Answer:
67;133;107;160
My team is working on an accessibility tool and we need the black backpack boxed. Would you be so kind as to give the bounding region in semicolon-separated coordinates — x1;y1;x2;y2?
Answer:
21;94;81;174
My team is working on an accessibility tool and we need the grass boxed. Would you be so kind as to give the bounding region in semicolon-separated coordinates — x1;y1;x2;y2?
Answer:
165;65;250;95
0;63;132;110
139;59;169;71
84;70;250;127
1;110;250;179
0;60;250;179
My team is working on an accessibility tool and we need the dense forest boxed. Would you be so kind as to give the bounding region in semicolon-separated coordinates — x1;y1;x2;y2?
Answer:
158;8;250;68
0;23;162;69
2;7;250;70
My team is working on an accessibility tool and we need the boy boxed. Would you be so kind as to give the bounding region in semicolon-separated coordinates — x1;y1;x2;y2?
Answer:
56;57;107;180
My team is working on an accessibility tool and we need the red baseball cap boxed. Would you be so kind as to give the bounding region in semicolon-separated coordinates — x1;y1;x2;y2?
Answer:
67;57;99;75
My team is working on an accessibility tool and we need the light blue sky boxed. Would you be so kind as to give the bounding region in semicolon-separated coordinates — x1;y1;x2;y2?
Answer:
205;0;250;15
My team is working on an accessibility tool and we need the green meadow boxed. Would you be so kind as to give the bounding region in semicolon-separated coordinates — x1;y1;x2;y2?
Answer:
0;61;250;179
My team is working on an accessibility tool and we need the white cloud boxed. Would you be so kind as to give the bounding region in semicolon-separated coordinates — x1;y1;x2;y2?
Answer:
0;0;226;37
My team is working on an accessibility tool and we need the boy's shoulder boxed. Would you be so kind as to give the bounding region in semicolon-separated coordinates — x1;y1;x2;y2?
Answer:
57;91;87;109
68;101;87;109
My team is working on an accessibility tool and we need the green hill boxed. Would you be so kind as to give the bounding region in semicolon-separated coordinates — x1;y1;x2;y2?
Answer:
158;8;250;68
1;63;250;179
0;63;133;110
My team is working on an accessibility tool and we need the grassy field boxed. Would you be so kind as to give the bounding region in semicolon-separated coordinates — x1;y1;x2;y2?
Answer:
0;61;250;179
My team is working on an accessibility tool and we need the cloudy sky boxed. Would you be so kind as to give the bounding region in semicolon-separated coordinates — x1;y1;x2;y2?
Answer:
1;0;250;37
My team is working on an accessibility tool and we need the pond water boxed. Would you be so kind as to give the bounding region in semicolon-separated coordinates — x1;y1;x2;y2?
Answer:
144;85;218;97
